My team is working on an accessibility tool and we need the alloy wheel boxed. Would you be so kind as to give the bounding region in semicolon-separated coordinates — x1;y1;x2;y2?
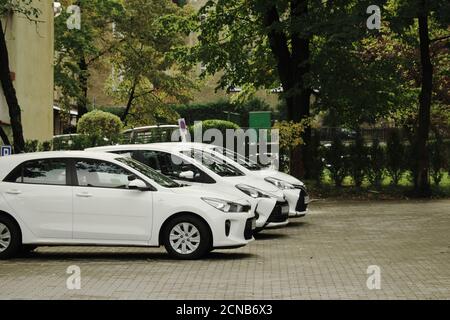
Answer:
0;223;11;253
169;222;201;255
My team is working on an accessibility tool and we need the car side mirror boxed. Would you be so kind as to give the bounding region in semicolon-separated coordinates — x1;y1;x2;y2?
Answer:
179;170;195;180
128;179;152;191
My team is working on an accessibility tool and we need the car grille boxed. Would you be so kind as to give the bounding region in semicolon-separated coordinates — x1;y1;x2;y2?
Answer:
296;187;309;212
244;219;254;240
267;201;289;223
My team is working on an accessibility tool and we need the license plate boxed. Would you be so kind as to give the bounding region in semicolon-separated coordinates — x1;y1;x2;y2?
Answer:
281;205;289;214
304;196;310;204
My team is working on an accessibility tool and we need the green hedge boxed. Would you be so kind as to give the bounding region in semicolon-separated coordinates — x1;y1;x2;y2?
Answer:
171;98;271;127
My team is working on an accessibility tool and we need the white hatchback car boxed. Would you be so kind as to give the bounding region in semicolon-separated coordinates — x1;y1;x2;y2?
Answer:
88;145;291;230
0;151;255;260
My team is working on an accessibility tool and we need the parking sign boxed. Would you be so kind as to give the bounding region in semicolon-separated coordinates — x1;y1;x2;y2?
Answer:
1;145;12;157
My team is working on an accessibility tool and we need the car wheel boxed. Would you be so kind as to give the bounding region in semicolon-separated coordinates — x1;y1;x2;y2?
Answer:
0;216;21;260
163;215;211;260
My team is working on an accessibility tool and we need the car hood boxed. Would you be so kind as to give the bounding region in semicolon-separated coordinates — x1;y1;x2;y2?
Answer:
169;184;249;204
222;175;283;195
252;169;304;186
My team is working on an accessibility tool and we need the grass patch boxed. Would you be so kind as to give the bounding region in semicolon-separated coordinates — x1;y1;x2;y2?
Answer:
306;172;450;200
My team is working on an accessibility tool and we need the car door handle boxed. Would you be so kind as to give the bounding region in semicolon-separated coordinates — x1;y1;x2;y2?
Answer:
76;192;93;198
6;190;21;195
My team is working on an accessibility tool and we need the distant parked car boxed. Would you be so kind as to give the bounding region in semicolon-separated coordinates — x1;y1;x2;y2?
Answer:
122;125;179;144
183;143;310;218
0;151;255;260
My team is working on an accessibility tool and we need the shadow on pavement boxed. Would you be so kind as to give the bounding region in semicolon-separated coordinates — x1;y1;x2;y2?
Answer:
253;233;289;240
12;249;256;262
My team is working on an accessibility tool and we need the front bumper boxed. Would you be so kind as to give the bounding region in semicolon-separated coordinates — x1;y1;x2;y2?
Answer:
284;187;310;218
212;212;256;248
264;201;290;228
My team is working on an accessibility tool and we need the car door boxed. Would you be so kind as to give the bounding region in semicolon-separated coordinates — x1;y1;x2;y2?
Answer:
1;158;73;239
71;158;153;242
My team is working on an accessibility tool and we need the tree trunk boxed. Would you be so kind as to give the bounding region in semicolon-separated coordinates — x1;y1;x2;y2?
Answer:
0;19;25;153
261;1;311;179
121;80;137;124
0;126;11;146
415;6;432;197
287;0;311;179
77;55;89;118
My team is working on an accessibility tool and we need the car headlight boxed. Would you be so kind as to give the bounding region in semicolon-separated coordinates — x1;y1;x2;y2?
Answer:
202;197;250;213
236;184;271;198
264;177;296;190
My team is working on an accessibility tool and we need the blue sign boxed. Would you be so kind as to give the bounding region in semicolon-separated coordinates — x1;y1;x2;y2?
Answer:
1;145;12;157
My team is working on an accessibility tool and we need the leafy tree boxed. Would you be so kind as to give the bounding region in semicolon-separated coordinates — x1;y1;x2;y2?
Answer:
0;0;40;152
108;0;195;126
54;0;124;117
273;120;305;173
169;0;396;178
387;0;450;195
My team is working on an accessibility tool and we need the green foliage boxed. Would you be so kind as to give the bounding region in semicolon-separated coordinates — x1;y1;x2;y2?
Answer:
429;131;448;185
24;140;39;153
349;131;368;187
386;130;406;185
306;132;324;185
191;119;240;136
172;98;271;126
77;110;123;141
107;0;195;126
366;139;385;188
273;121;305;154
54;0;124;111
325;135;348;187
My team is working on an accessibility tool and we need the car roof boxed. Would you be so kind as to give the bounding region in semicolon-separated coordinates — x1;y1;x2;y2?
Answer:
87;142;216;153
0;151;123;180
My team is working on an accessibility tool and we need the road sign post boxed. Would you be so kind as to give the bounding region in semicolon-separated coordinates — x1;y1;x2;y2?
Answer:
0;145;12;157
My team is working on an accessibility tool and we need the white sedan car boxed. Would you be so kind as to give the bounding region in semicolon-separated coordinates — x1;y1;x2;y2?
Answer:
88;145;291;230
0;151;255;260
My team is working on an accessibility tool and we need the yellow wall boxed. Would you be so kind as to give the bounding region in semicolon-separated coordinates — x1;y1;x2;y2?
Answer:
0;0;54;142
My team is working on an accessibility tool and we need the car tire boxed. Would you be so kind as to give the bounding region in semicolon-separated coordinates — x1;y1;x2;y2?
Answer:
163;215;211;260
0;216;21;260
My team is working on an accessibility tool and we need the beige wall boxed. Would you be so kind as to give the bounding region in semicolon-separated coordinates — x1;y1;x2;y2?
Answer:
0;0;54;142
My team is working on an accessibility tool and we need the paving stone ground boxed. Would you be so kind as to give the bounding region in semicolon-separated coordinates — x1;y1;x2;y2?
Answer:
0;199;449;300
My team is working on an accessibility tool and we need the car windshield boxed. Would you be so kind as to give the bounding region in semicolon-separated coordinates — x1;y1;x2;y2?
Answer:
180;149;244;177
210;146;267;171
117;157;182;188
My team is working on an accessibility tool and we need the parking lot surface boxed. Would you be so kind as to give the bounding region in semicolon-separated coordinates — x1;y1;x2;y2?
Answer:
0;199;449;299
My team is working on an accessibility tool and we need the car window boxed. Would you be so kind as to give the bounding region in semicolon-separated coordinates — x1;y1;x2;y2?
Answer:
181;149;245;177
211;146;266;171
75;159;131;189
20;159;67;185
117;157;181;188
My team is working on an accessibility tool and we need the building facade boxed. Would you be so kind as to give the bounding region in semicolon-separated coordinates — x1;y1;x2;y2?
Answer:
0;0;54;143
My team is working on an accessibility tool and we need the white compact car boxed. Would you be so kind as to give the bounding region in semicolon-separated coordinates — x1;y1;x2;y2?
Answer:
0;151;256;260
188;143;310;218
88;145;291;230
